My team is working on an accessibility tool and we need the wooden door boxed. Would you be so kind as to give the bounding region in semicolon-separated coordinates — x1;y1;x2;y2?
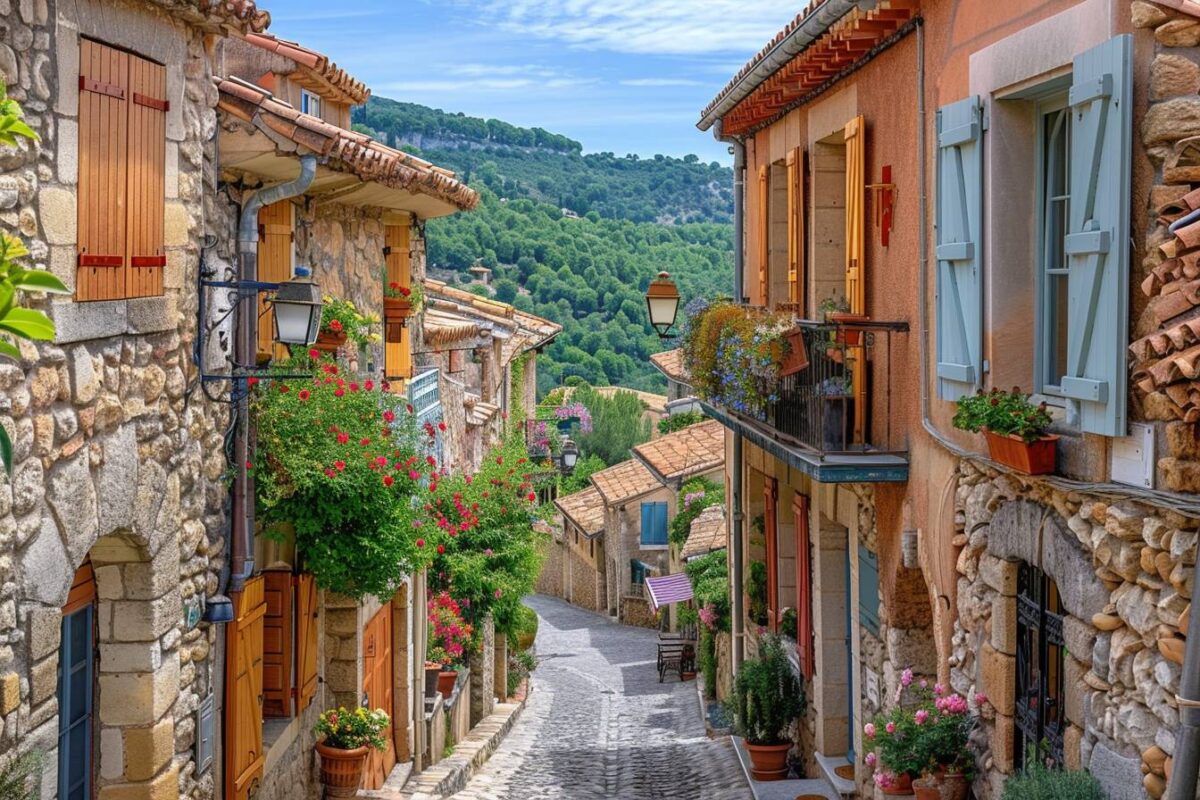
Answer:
257;201;294;359
261;570;293;718
763;478;779;633
225;576;266;800
362;603;396;789
294;574;319;712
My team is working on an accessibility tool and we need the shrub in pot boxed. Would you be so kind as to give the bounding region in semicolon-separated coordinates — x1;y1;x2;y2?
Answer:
952;387;1056;474
1000;762;1104;800
428;591;474;698
314;706;389;797
726;635;805;781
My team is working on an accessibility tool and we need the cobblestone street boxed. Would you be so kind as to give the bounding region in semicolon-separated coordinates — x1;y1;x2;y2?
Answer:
451;595;750;799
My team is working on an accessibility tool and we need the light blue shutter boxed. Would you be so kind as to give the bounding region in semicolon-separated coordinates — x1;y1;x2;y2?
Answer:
858;544;880;636
654;502;668;545
935;96;984;400
1062;35;1132;437
640;502;653;546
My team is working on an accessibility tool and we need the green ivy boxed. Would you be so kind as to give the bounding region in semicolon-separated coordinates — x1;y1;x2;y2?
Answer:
668;476;724;547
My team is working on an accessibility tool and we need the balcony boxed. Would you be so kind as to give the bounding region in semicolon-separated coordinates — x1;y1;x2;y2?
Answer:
690;312;910;483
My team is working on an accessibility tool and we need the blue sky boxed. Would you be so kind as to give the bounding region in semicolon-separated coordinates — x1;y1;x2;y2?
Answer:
265;1;800;162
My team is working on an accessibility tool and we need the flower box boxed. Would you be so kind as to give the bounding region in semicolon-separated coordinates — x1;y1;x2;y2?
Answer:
383;296;412;323
829;312;870;346
313;328;347;353
779;328;809;377
984;431;1058;475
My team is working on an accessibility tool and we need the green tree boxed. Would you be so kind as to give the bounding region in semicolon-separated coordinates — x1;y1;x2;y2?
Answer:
492;278;519;304
570;384;652;465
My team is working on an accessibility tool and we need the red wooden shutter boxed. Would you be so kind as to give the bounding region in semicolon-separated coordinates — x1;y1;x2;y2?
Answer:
224;576;265;800
125;53;166;298
257;201;294;358
763;478;779;633
261;570;293;719
793;494;813;680
293;574;319;712
757;164;769;306
77;39;129;301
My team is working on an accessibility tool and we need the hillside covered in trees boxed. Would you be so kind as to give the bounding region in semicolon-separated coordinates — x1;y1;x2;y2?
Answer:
353;96;733;225
354;97;734;393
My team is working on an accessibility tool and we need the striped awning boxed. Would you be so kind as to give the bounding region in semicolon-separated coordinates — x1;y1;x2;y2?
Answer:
645;573;693;612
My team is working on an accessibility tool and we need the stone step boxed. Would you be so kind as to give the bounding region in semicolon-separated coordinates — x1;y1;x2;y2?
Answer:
815;751;858;798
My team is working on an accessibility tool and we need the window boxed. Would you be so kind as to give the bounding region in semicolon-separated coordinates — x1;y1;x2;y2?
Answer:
58;562;96;800
630;559;650;586
1015;563;1065;769
76;39;168;301
300;89;321;118
1037;96;1071;397
639;501;668;546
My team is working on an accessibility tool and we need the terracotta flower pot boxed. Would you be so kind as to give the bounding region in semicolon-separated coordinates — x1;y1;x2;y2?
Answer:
829;312;869;346
914;773;968;800
881;773;915;796
745;741;791;781
313;328;347;353
984;430;1058;475
316;742;368;798
779;328;810;377
424;663;441;697
437;669;458;698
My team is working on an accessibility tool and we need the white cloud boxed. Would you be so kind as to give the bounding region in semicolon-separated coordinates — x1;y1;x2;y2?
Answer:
619;77;703;87
377;76;598;94
459;0;796;56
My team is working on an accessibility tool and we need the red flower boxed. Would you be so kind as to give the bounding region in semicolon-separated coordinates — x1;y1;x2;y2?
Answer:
308;348;320;360
278;385;290;394
334;389;345;397
328;319;343;332
324;468;336;478
383;410;396;423
375;456;388;466
349;382;360;392
416;538;425;548
299;390;310;401
245;461;253;469
496;456;504;465
337;433;350;444
382;475;395;487
438;421;446;431
527;492;536;502
382;381;391;392
429;482;438;493
360;437;371;446
406;404;414;414
247;377;259;386
389;281;400;290
399;286;411;297
334;460;346;471
409;470;420;481
364;380;374;391
437;544;446;554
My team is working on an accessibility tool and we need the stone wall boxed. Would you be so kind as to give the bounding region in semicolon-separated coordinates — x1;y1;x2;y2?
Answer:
535;534;565;598
256;704;322;800
469;615;495;726
0;2;240;798
569;547;600;612
621;595;659;629
951;461;1196;800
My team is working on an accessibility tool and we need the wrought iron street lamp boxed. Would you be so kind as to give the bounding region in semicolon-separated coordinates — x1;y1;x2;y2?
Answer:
645;271;681;339
561;439;579;473
271;266;323;346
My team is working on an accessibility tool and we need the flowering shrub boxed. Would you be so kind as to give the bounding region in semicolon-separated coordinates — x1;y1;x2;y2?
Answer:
726;635;805;745
315;706;389;750
251;355;442;600
320;295;377;347
681;300;796;419
863;669;984;783
953;388;1051;442
553;401;593;433
668;476;723;547
427;592;474;665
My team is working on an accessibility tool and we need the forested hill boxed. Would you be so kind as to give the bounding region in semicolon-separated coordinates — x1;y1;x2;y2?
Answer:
353;96;733;224
352;97;734;393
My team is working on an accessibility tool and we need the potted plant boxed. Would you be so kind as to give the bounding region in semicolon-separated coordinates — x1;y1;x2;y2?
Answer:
427;591;473;698
779;327;810;377
819;376;855;451
726;635;805;780
314;706;390;798
820;295;868;346
952;388;1056;474
315;296;364;352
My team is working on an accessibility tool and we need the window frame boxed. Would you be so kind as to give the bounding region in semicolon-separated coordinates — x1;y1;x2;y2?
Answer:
1014;563;1065;769
639;500;668;547
1034;92;1073;402
301;89;321;118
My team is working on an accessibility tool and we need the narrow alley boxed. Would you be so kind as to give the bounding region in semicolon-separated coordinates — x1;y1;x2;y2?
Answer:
452;596;750;800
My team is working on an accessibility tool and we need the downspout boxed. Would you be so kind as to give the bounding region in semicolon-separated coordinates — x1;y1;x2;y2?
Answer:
229;154;318;592
1171;604;1200;800
714;119;747;672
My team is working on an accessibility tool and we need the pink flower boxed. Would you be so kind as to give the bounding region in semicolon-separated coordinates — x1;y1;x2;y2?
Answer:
901;668;913;687
974;692;988;707
919;679;928;689
409;470;420;481
914;709;929;725
864;723;876;738
885;722;896;734
494;589;502;599
934;684;945;696
865;753;877;768
382;475;394;487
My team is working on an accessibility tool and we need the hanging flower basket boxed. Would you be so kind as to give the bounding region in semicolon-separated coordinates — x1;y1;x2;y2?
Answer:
779;328;809;377
316;743;369;799
984;431;1058;475
313;328;347;353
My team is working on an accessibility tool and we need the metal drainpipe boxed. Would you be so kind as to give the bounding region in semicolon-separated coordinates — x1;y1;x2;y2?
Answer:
229;155;318;592
714;120;747;673
1171;610;1200;800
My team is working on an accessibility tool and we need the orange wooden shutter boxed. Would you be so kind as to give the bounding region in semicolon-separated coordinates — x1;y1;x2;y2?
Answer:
793;494;813;680
786;147;805;306
757;164;769;307
125;53;166;299
384;223;413;382
763;478;779;633
257;201;294;358
294;574;318;712
224;576;266;800
261;570;293;719
362;603;397;790
844;116;867;442
76;39;130;301
63;560;97;615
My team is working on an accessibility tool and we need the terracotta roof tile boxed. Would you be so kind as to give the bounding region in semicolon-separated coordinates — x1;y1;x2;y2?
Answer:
563;385;667;414
422;279;561;366
590;459;661;505
682;504;727;561
150;0;269;35
650;348;690;384
215;78;479;212
632;420;725;484
554;486;606;538
423;307;481;347
243;32;370;105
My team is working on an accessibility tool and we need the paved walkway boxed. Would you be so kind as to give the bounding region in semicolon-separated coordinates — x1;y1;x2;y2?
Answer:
451;595;751;799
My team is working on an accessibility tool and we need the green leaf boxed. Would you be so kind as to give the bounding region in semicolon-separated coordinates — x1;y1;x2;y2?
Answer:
1;118;37;142
0;283;13;318
12;269;69;294
0;340;20;361
0;307;55;341
0;234;28;260
0;426;10;475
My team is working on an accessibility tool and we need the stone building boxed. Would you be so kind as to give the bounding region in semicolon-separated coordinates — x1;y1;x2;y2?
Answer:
550;485;607;612
649;347;698;416
691;1;1199;798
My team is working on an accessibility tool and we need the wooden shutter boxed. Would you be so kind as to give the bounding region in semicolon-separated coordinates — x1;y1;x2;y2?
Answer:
77;39;130;301
793;495;813;680
125;54;167;299
384;223;413;381
640;502;653;546
362;604;397;790
786;147;805;306
758;164;769;306
935;96;985;400
763;478;778;633
1062;35;1132;437
293;573;319;712
261;570;293;719
655;502;668;545
257;201;294;358
858;543;880;635
844;116;866;314
224;576;265;800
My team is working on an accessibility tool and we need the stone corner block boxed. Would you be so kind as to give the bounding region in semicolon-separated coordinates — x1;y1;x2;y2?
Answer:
980;642;1016;714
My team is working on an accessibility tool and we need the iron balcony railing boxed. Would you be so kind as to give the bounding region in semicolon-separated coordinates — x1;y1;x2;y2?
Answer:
759;319;908;457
